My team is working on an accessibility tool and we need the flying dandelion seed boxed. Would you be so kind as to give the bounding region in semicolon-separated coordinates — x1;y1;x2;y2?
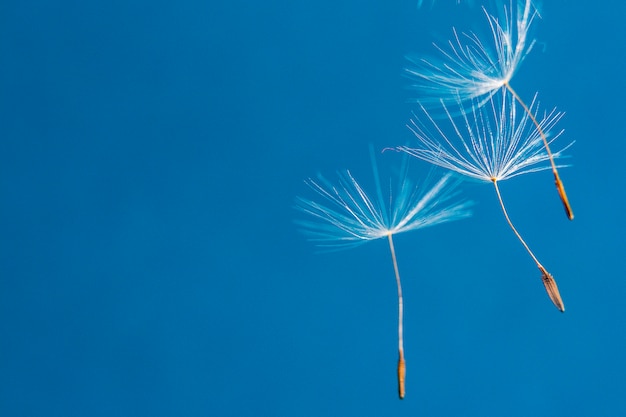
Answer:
406;0;574;220
295;151;472;399
396;89;570;312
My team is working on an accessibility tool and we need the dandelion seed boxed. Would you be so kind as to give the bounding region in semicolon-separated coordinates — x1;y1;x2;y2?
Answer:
295;151;472;398
407;0;535;106
406;0;574;219
397;89;569;311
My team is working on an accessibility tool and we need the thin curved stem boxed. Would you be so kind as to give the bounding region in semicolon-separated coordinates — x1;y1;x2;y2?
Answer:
387;234;405;399
492;179;541;266
504;83;574;221
492;180;565;312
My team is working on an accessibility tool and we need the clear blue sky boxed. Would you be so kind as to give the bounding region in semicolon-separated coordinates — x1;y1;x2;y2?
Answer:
1;1;625;416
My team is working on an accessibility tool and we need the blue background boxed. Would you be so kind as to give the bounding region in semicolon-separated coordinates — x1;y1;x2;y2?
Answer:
1;1;625;416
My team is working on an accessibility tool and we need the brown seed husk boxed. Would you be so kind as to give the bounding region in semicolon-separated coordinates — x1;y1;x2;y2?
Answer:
397;350;406;399
555;172;574;221
539;266;565;312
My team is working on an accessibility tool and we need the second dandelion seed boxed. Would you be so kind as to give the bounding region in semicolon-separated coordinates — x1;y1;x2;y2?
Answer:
397;89;571;312
295;152;472;399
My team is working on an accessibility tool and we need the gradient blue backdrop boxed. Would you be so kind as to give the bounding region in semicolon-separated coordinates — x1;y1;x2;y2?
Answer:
1;1;625;416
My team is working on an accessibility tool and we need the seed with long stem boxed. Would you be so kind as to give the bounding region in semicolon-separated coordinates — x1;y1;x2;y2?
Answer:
492;178;565;312
504;83;574;220
296;159;471;398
